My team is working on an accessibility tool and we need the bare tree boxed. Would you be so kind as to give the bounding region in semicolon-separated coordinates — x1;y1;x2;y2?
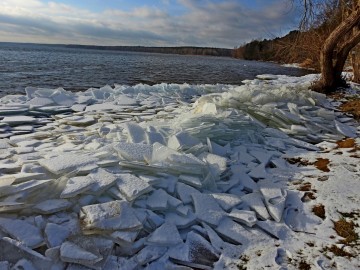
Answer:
298;0;360;93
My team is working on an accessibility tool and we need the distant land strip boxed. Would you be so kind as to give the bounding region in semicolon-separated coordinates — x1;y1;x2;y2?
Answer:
62;44;233;57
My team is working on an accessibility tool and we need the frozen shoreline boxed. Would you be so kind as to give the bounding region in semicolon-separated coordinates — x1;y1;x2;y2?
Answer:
0;74;359;269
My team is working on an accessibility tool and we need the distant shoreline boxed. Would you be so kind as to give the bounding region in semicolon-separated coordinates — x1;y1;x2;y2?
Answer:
0;42;233;57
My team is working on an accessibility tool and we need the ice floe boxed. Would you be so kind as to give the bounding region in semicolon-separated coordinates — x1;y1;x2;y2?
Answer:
0;74;359;269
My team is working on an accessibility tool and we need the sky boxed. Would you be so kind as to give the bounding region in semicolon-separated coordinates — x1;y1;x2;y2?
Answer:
0;0;302;48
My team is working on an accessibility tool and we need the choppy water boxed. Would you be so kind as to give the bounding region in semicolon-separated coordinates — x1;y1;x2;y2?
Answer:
0;42;312;97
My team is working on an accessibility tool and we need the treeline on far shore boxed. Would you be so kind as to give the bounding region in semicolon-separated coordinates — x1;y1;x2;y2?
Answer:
64;45;233;57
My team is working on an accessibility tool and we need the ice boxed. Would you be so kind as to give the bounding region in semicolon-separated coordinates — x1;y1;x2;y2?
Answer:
258;181;287;222
0;74;359;268
0;238;52;269
113;142;152;162
39;153;99;175
191;193;226;226
228;209;257;227
210;193;242;211
45;223;71;247
88;168;118;194
60;176;95;198
116;173;153;201
0;218;44;248
146;222;183;246
33;199;72;214
168;131;201;151
215;218;253;245
1;116;37;126
80;200;142;233
60;241;102;265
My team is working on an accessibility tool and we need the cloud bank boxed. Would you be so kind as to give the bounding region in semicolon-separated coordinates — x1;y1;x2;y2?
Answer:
0;0;299;48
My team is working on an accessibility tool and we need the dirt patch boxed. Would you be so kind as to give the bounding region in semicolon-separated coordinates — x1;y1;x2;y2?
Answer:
336;138;356;148
339;98;360;120
314;158;330;172
298;182;312;192
298;260;311;270
301;192;316;202
312;204;326;220
318;175;329;182
285;157;311;166
325;245;354;258
333;219;358;245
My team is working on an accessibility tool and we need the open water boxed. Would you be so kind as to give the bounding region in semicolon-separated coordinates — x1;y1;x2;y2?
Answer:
0;42;312;97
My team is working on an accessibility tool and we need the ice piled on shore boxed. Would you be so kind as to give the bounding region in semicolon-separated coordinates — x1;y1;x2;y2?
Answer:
0;74;359;269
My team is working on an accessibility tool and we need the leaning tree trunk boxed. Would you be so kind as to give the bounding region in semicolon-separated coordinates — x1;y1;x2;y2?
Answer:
352;48;360;83
316;5;360;93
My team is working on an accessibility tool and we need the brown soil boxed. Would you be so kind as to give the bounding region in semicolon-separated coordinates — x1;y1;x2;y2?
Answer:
312;204;326;220
298;182;312;192
336;138;356;148
326;245;354;258
333;219;358;245
298;260;311;270
339;99;360;120
314;158;330;172
317;175;329;181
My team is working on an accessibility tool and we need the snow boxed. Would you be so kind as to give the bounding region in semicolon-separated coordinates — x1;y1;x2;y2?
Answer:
0;74;359;269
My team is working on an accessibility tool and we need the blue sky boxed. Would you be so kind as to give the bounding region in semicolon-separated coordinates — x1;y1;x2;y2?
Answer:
0;0;301;48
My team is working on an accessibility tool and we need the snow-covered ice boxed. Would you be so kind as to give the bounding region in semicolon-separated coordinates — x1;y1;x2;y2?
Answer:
0;74;359;269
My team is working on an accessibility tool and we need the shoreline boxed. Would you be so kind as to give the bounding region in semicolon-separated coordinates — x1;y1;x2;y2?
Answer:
0;74;359;269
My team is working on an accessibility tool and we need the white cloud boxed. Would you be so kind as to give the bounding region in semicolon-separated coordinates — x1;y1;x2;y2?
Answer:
0;0;299;47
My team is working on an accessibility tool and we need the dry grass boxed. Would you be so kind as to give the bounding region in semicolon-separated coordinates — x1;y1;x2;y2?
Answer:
298;260;311;270
313;158;330;172
333;219;358;245
339;99;360;120
336;138;356;148
312;204;326;220
326;245;354;258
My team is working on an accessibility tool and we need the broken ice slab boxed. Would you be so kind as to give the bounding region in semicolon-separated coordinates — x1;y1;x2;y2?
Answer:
234;170;259;192
116;173;153;201
8;179;54;197
151;143;207;175
135;246;168;266
241;193;271;220
80;200;142;233
215;218;253;245
198;152;228;177
210;193;242;212
176;182;201;204
146;188;181;210
1;116;37;126
167;131;201;151
191;193;226;226
256;220;291;239
248;163;268;179
0;261;9;270
60;241;102;266
110;230;140;245
165;211;197;229
123;122;146;143
207;138;230;157
60;176;95;198
0;218;44;248
59;116;96;126
0;237;52;270
113;142;152;162
178;174;202;189
146;222;183;246
39;153;99;175
334;120;357;138
45;223;71;248
0;202;27;213
258;181;287;222
88;168;118;194
33;199;72;214
186;231;219;267
228;209;257;227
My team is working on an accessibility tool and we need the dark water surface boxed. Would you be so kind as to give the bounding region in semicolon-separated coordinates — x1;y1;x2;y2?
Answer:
0;42;312;97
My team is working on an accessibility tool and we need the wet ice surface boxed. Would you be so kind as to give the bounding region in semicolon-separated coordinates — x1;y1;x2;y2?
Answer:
0;74;359;269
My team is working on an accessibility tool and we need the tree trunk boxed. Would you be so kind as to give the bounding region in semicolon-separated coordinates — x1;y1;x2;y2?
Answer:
352;48;360;83
315;5;360;93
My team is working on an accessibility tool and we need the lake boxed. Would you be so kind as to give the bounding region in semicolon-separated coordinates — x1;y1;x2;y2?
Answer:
0;42;312;97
